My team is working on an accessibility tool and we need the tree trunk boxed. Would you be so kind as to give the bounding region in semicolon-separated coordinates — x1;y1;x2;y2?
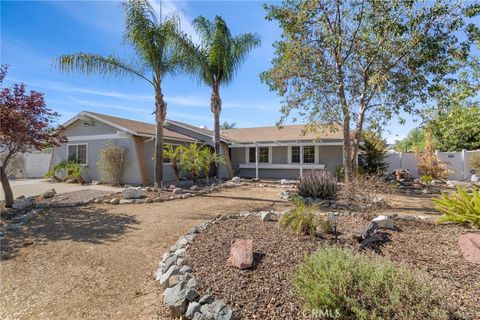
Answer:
0;168;14;208
211;85;222;178
154;88;166;189
343;122;352;184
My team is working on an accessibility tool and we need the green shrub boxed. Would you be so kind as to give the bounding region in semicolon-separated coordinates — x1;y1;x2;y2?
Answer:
280;197;332;236
420;175;433;183
297;171;338;199
44;161;85;183
434;187;480;228
293;247;450;320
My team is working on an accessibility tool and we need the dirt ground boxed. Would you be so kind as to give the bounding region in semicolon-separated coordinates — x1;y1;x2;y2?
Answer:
0;186;288;320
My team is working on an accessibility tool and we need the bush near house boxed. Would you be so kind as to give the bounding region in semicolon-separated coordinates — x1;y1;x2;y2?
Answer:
293;247;450;320
434;187;480;228
297;171;338;199
97;142;127;185
44;161;85;184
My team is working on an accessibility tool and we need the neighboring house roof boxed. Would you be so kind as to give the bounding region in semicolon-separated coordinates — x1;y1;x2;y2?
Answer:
221;124;344;143
63;111;196;142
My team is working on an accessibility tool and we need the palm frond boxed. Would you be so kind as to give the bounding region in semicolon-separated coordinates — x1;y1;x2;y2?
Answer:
54;53;152;84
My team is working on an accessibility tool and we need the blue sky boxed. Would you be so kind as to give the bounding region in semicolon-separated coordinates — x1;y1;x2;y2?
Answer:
1;0;421;142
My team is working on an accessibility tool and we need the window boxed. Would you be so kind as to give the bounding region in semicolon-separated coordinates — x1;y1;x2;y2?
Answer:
249;147;256;163
259;147;269;163
303;146;315;163
68;144;87;165
291;146;300;163
248;147;270;163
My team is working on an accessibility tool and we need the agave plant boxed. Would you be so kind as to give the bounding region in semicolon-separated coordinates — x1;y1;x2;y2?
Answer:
433;187;480;228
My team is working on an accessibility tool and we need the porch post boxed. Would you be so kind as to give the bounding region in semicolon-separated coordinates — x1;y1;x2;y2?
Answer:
255;145;259;179
300;145;304;178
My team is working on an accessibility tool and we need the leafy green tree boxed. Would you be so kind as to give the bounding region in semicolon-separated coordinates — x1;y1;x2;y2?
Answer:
359;130;387;174
178;143;204;185
394;128;426;152
199;147;225;184
193;16;260;176
55;0;196;188
430;106;480;151
262;0;479;183
220;121;236;129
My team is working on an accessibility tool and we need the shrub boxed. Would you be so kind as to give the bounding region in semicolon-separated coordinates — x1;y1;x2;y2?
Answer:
416;129;451;179
178;143;204;184
163;144;182;184
420;175;433;183
297;171;338;199
359;130;387;175
434;187;480;228
44;161;85;183
469;153;480;172
293;247;450;320
97;142;126;185
280;197;331;236
199;147;224;184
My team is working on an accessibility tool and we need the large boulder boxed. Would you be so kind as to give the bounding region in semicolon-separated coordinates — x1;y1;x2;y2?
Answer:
227;239;253;269
458;233;480;265
122;188;145;199
372;215;395;230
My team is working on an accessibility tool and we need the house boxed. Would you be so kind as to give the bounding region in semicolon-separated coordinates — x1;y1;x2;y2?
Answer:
50;111;345;184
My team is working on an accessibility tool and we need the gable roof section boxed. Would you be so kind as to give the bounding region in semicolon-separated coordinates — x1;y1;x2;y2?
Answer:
63;111;196;142
221;124;344;143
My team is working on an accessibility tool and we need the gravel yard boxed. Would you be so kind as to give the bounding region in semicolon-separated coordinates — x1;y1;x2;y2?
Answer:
187;215;480;320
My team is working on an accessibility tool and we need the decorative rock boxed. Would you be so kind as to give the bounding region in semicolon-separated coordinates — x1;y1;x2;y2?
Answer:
458;233;480;265
172;188;184;195
145;198;153;203
372;215;395;230
191;185;202;191
163;280;188;316
7;223;22;231
109;198;120;204
186;277;197;289
153;197;164;202
260;211;273;222
217;307;234;320
42;188;56;198
160;265;179;288
211;300;226;315
135;199;146;204
278;191;291;200
200;304;214;319
238;210;251;218
199;295;213;305
231;176;241;182
185;286;199;302
227;239;253;269
180;265;192;274
192;313;208;320
122;188;145;199
163;255;177;272
12;198;34;210
186;302;201;319
119;199;134;204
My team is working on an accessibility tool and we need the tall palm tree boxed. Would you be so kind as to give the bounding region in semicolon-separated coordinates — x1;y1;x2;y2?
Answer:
55;0;196;188
193;16;260;176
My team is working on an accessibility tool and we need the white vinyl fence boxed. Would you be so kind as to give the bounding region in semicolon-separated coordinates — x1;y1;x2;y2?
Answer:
22;148;53;178
385;149;480;181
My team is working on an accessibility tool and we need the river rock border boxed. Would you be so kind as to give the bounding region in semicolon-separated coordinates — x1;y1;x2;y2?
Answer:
154;210;279;320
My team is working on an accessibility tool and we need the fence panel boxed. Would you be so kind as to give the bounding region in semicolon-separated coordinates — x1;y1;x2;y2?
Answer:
23;148;53;178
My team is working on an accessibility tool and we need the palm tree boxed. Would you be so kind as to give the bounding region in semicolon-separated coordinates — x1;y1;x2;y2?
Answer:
55;0;196;188
163;144;182;185
220;121;236;129
193;16;260;177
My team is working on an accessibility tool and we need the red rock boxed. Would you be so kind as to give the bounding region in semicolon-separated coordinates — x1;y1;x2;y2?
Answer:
227;239;253;269
458;233;480;265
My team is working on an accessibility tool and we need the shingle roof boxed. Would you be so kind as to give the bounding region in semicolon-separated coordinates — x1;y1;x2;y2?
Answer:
81;111;196;142
221;124;344;143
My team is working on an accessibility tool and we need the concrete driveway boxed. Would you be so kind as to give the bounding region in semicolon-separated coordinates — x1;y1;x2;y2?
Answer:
0;179;122;200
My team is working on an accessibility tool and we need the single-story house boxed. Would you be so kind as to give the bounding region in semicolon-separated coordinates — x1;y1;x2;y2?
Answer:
50;111;346;185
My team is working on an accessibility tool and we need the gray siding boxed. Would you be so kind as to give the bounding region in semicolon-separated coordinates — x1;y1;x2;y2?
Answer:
318;145;343;173
65;118;120;136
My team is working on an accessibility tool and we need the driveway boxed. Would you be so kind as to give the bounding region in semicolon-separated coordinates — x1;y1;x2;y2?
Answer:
0;179;122;201
0;186;288;319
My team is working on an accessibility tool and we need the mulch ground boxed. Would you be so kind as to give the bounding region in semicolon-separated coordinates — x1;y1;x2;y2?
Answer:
187;215;480;320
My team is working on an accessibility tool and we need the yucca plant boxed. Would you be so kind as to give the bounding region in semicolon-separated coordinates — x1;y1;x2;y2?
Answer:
280;197;332;236
433;187;480;228
297;170;338;199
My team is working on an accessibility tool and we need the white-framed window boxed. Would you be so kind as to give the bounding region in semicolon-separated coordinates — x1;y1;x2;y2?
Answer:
246;147;271;163
289;145;317;164
67;144;87;165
